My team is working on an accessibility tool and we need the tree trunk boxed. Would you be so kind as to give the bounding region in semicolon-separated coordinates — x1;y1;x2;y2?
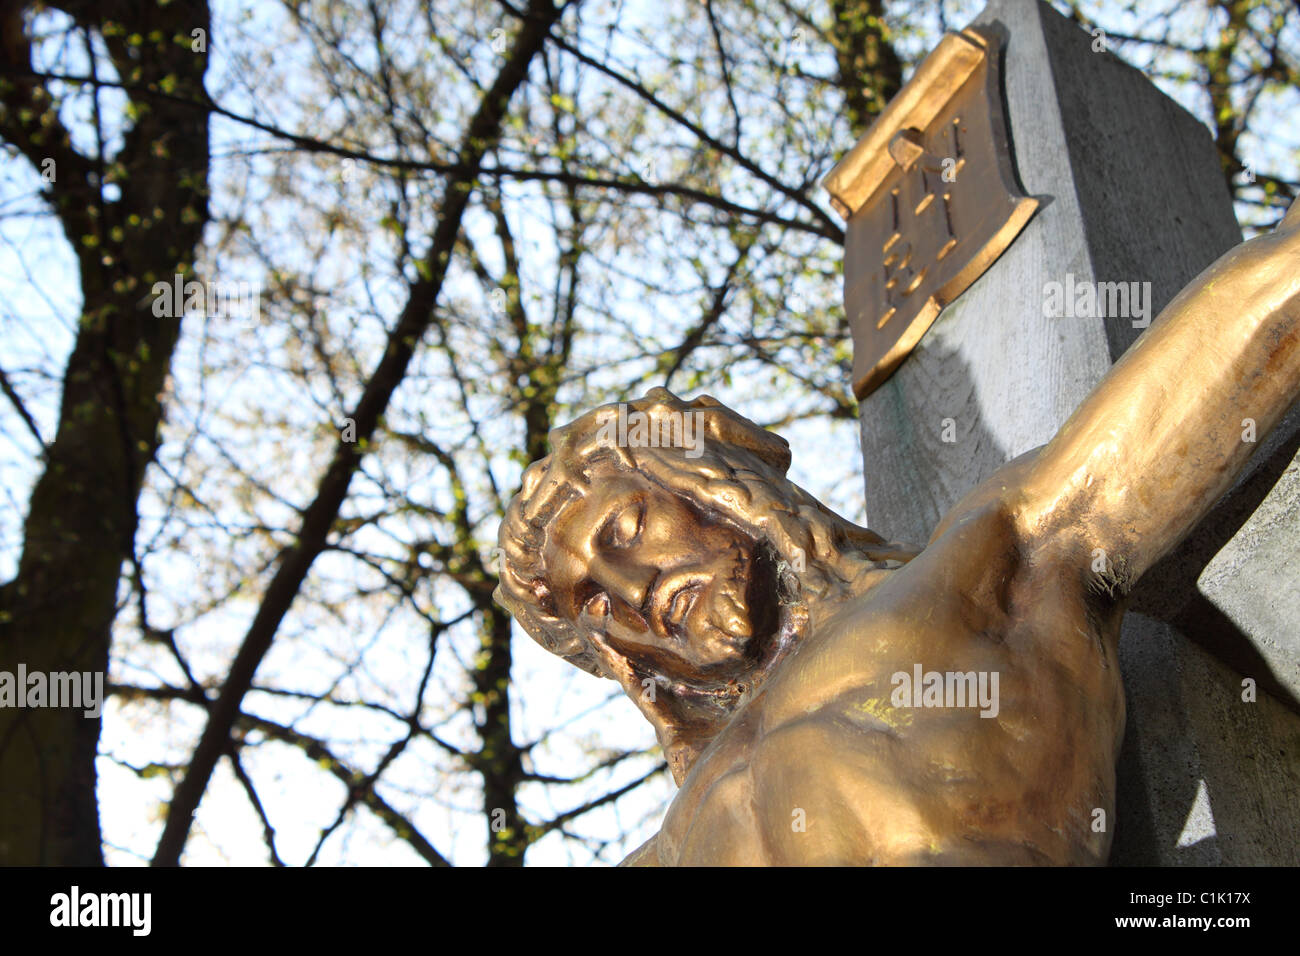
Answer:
0;0;211;865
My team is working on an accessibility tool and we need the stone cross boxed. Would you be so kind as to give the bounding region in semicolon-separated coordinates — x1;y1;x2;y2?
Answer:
828;0;1300;864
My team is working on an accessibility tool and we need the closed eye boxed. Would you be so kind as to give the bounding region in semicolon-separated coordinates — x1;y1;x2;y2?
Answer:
598;499;644;550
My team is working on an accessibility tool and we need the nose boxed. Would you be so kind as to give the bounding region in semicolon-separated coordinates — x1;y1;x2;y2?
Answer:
587;553;660;619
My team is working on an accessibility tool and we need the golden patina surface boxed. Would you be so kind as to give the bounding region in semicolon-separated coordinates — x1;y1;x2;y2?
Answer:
495;204;1300;865
823;27;1038;399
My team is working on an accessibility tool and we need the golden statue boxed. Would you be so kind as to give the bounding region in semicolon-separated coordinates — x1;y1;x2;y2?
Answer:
494;203;1300;865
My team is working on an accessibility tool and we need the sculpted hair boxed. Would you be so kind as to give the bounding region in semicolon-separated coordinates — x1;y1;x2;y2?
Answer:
493;387;903;680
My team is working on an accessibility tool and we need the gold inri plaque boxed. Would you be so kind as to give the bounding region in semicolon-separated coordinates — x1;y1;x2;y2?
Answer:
824;27;1038;398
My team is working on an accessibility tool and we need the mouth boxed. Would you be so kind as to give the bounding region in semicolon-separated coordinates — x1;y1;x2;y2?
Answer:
661;581;701;643
649;541;781;658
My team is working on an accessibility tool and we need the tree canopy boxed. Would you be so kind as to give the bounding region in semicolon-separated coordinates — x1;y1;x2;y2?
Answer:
0;0;1295;866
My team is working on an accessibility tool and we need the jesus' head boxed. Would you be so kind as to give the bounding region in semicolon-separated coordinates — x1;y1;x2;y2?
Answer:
494;387;914;782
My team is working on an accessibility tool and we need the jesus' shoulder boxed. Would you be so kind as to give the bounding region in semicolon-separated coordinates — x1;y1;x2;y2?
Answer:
623;477;1125;866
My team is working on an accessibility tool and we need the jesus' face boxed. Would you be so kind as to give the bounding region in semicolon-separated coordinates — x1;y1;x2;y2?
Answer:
542;465;775;684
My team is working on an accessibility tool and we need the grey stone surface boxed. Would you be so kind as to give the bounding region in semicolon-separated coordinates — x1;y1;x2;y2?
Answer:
850;0;1300;864
1114;614;1300;865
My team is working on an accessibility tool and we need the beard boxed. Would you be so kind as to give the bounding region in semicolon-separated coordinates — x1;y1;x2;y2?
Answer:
659;538;806;717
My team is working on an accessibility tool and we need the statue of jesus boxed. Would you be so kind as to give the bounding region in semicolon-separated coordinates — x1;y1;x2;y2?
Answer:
494;204;1300;865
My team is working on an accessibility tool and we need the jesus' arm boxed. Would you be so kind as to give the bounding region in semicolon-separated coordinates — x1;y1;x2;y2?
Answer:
1006;201;1300;591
